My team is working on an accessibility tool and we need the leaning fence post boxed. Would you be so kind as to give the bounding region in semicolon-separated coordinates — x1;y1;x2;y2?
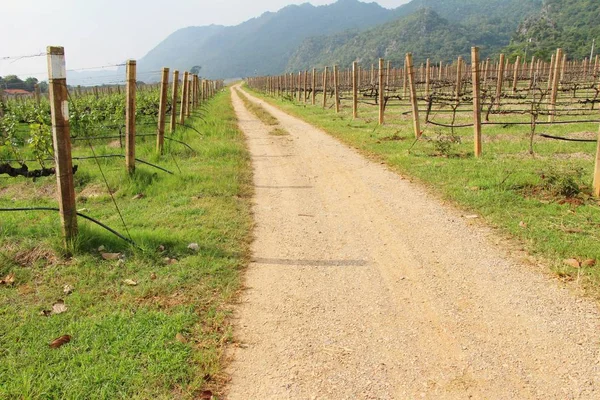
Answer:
406;53;421;138
125;59;136;174
157;67;169;154
472;47;482;157
47;46;78;247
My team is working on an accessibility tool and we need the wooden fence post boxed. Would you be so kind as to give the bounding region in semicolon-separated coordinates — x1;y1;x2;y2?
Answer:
456;56;463;104
352;61;358;119
170;70;179;133
378;58;385;125
157;67;169;154
512;56;520;94
47;46;77;247
34;84;41;106
594;124;600;197
312;68;316;105
549;48;562;123
185;74;192;117
472;47;482;157
322;67;328;109
425;58;431;97
180;71;189;125
125;59;136;174
406;53;421;138
495;54;505;109
403;61;408;98
334;65;340;113
303;70;308;103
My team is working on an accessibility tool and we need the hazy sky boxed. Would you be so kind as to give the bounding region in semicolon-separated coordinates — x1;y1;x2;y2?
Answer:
1;0;409;80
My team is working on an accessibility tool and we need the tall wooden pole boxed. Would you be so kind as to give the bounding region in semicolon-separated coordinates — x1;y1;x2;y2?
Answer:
378;58;385;125
406;53;421;138
170;70;179;134
312;68;316;105
425;58;431;97
125;60;136;174
594;124;600;197
47;46;77;247
157;67;169;154
352;61;358;119
303;70;308;103
472;47;482;157
180;71;189;125
185;74;192;117
334;65;340;113
322;67;328;109
512;56;520;94
549;48;562;123
495;54;506;109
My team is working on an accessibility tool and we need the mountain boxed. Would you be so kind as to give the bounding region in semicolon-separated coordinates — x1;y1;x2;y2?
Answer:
286;0;543;70
287;9;473;70
504;0;600;60
136;0;398;80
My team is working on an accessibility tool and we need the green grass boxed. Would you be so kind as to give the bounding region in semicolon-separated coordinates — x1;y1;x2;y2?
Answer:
235;89;278;126
0;89;253;399
269;127;289;136
245;85;600;294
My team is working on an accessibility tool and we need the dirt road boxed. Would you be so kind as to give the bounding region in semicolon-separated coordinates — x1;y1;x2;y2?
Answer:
226;85;600;399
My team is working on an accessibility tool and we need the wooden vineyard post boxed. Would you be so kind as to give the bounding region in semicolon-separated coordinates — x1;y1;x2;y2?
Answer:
322;67;328;109
403;61;408;98
378;58;385;125
193;74;198;109
334;65;340;113
352;61;358;119
180;71;189;125
185;74;192;117
406;53;421;138
425;58;431;97
125;59;136;174
156;67;169;154
472;47;482;157
455;57;463;104
47;46;77;247
34;84;41;106
386;60;391;88
170;70;179;133
297;72;302;102
495;54;505;109
549;48;562;123
312;68;317;105
512;56;520;94
303;70;308;103
594;124;600;197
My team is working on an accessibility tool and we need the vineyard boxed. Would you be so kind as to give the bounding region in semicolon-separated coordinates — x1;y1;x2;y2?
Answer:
246;47;600;284
0;47;251;398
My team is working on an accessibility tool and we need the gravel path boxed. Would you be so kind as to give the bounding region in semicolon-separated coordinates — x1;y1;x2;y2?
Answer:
226;85;600;399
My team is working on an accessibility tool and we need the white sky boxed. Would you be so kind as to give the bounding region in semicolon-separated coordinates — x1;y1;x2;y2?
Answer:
0;0;409;80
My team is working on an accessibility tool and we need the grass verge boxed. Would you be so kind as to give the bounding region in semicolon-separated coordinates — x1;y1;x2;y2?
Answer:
245;85;600;296
235;89;278;126
0;89;252;399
